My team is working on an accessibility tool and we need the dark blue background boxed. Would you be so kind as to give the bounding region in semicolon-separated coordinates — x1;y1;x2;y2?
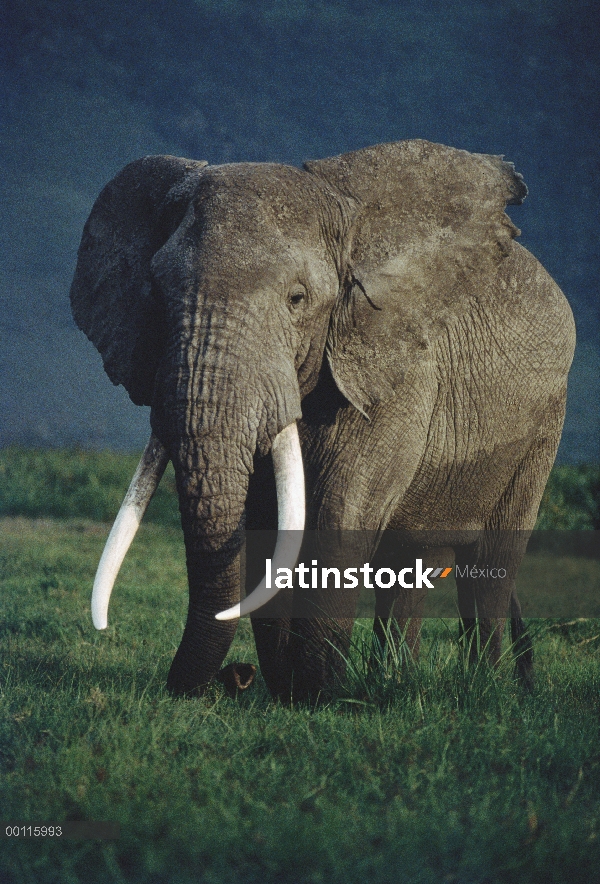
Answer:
1;0;597;459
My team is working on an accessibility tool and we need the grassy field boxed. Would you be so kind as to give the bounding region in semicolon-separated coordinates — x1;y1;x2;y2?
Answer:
1;451;600;882
1;448;599;530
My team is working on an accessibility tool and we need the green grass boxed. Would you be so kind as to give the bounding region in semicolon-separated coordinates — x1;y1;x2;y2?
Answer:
536;464;600;529
1;515;600;883
1;448;599;529
0;448;180;527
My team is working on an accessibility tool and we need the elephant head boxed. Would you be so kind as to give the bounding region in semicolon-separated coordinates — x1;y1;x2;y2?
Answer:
70;141;528;696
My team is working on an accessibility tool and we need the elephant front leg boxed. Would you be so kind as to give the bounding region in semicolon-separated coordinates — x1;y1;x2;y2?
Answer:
454;430;561;687
286;532;366;703
289;614;359;704
167;549;241;697
244;455;296;700
251;601;294;701
372;586;423;669
371;538;462;671
369;539;435;668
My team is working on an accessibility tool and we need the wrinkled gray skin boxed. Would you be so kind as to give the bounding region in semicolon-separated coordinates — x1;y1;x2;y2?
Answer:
71;140;575;701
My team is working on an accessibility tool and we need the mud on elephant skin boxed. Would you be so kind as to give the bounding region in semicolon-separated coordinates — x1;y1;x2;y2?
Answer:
70;139;575;701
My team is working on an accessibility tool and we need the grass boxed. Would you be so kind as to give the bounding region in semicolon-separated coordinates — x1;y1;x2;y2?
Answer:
1;448;599;529
0;448;180;527
536;464;600;529
1;514;600;883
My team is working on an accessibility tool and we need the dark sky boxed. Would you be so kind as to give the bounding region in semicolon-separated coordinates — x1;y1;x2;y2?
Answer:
1;0;598;460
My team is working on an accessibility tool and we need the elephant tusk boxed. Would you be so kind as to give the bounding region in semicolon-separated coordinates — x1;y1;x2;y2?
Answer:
91;434;169;629
215;422;305;620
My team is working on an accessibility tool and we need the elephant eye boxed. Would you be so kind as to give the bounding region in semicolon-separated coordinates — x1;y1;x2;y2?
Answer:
289;288;306;308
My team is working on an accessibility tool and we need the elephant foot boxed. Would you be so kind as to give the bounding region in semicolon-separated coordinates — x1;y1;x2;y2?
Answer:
215;662;257;697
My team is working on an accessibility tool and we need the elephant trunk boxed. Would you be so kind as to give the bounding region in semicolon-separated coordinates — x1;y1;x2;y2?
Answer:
160;304;303;694
215;422;304;620
166;414;304;695
166;451;246;695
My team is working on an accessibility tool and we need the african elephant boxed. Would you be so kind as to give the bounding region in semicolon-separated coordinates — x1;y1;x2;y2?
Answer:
70;139;575;701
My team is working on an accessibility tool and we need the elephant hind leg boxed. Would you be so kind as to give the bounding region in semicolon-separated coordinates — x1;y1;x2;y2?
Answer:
510;591;534;691
457;577;477;663
454;547;513;672
456;419;563;686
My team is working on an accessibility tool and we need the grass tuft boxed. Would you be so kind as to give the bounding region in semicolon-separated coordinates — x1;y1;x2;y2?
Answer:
331;618;524;717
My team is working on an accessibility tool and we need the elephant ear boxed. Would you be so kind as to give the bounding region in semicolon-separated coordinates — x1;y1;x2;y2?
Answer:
70;155;208;405
304;140;527;416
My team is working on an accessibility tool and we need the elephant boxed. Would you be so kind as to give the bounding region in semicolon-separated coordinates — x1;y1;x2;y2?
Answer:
70;139;575;701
